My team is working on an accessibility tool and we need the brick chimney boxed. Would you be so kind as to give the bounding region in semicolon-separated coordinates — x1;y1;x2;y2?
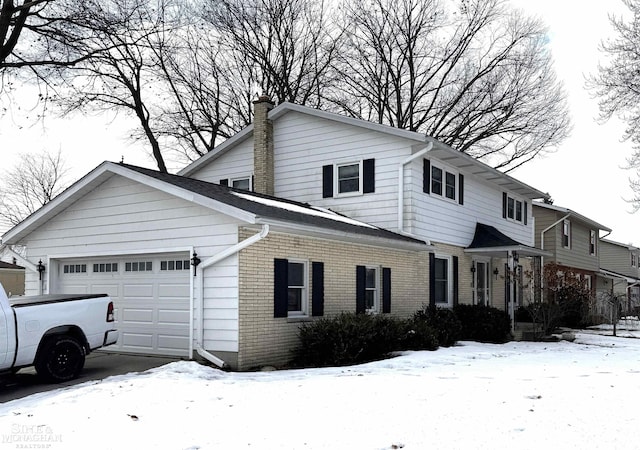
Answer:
253;95;275;196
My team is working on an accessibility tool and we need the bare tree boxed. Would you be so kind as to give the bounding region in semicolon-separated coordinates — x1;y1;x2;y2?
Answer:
204;0;340;112
331;0;570;172
588;0;640;211
0;149;69;231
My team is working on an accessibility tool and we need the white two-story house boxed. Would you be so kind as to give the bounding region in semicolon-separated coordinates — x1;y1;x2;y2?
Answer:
1;97;551;369
181;97;551;314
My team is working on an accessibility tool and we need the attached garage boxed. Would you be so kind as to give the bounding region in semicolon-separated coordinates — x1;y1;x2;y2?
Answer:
56;252;191;357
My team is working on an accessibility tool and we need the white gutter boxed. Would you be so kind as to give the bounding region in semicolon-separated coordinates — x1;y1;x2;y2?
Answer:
398;142;433;235
194;224;270;369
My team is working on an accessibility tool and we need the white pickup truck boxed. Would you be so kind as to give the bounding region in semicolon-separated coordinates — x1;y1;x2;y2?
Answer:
0;282;118;382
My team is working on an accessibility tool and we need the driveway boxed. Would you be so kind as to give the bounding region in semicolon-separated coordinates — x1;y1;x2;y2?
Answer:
0;351;180;403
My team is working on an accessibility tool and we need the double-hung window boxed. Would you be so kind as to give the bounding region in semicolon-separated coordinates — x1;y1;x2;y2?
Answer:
502;193;526;224
434;256;452;307
431;166;457;201
632;253;637;268
287;260;308;316
365;267;379;313
337;162;361;194
563;220;571;248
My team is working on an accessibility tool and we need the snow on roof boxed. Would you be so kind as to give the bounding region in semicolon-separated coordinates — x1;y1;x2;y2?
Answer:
231;192;376;229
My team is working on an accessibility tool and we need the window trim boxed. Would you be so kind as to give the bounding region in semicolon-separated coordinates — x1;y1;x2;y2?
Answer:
364;266;380;314
589;230;597;256
434;254;453;307
287;259;309;317
231;176;252;191
429;163;458;203
335;161;363;196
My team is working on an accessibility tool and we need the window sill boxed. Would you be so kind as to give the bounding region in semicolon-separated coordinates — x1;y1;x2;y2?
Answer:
287;316;312;323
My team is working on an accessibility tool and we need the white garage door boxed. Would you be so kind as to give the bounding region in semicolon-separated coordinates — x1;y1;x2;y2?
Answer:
57;253;191;357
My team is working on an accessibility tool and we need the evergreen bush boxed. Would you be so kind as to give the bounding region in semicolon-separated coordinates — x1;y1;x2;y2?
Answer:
412;305;462;347
454;304;512;343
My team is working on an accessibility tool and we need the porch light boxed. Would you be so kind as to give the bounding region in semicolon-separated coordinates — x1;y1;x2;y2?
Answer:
191;251;201;277
37;259;46;280
493;267;499;280
470;264;476;273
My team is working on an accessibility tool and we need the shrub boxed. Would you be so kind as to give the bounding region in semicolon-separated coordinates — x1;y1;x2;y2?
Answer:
454;304;512;343
292;313;406;367
401;317;440;351
412;305;462;347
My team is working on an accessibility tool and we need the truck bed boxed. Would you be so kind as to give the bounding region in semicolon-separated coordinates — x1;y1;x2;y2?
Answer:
9;293;109;307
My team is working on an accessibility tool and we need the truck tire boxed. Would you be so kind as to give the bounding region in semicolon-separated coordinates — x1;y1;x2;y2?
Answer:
35;336;86;382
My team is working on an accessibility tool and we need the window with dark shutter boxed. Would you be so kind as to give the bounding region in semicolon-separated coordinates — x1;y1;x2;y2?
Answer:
429;253;436;307
452;256;459;306
502;193;507;218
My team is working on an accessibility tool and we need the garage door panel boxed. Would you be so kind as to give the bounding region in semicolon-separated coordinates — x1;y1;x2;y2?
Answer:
124;284;154;297
158;283;190;297
122;308;154;323
158;309;189;325
57;253;190;357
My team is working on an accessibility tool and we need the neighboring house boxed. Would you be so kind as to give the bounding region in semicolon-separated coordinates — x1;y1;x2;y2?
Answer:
181;97;550;316
1;163;430;370
599;239;640;313
532;201;612;309
0;260;25;296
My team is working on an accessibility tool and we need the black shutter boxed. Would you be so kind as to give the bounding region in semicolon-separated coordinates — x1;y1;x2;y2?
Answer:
274;259;288;318
322;165;333;198
504;263;510;311
363;158;375;193
220;179;229;186
312;262;324;316
428;253;436;307
423;159;431;194
382;267;391;313
356;265;366;314
458;174;464;205
452;256;459;306
524;201;528;225
502;192;507;218
250;175;254;192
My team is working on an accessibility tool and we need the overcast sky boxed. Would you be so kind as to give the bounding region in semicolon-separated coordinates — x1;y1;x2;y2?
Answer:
0;0;637;246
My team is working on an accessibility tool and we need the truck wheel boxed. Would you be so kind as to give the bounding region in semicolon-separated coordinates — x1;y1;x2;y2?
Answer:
35;336;86;382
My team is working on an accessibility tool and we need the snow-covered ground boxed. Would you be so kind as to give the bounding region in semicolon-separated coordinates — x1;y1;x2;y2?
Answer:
2;331;640;450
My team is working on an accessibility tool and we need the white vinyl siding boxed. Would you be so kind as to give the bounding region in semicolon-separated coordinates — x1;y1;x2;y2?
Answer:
20;175;246;355
188;139;255;184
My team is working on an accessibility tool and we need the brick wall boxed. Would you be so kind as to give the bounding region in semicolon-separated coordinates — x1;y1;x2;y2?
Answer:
236;228;429;369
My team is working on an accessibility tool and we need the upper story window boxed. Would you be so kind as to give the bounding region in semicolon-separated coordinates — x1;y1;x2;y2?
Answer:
563;220;571;248
424;159;464;205
632;253;637;268
322;159;375;198
501;193;527;225
589;230;597;256
337;162;361;194
219;176;252;191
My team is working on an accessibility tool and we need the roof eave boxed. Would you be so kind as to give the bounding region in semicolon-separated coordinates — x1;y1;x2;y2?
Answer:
256;218;432;252
465;245;552;258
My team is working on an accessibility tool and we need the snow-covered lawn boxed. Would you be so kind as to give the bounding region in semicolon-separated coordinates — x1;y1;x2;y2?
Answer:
2;332;640;449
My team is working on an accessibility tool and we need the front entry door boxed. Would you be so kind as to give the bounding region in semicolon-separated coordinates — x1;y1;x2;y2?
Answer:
475;261;491;306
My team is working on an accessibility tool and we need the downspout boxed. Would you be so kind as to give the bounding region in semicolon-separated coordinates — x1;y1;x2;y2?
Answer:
194;224;270;369
398;142;433;234
539;213;571;302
